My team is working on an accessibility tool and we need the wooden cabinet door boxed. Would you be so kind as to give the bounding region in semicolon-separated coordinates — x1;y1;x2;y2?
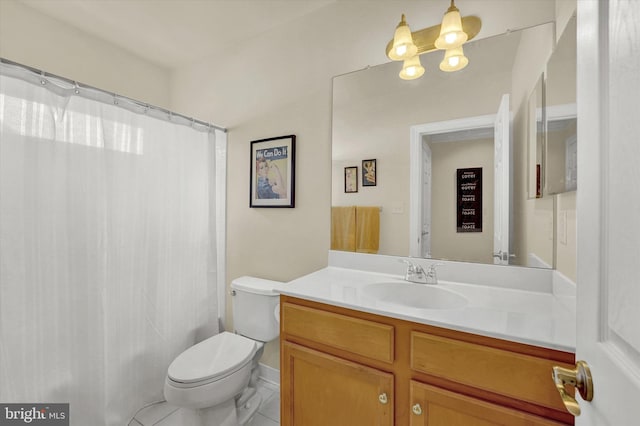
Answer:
409;381;568;426
281;342;393;426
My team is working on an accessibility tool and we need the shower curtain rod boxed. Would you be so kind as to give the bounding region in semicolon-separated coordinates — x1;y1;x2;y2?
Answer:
0;57;227;133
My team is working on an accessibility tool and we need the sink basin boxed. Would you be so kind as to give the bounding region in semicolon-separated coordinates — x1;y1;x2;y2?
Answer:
363;282;468;310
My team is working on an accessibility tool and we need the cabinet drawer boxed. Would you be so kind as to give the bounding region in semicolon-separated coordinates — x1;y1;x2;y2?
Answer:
409;380;568;426
282;302;394;363
410;331;570;411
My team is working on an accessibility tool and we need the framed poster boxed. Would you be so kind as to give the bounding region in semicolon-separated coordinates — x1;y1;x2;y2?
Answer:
344;166;358;193
250;135;296;208
362;159;377;186
457;167;482;232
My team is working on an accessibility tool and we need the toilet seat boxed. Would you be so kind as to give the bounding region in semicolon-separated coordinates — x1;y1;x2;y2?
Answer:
167;332;257;387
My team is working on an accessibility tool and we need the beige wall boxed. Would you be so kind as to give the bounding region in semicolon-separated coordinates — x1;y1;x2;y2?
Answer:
171;1;558;369
1;0;562;370
0;1;171;109
431;138;495;264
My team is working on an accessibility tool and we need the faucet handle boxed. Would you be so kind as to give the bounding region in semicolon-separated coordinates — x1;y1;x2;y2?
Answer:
425;263;444;284
399;258;417;272
399;259;426;282
426;262;445;273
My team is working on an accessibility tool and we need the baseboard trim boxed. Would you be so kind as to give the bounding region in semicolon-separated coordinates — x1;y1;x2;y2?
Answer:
258;363;280;386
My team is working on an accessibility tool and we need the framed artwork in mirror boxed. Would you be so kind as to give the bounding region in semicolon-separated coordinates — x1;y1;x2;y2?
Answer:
250;135;296;208
362;159;377;186
456;167;483;232
344;166;358;193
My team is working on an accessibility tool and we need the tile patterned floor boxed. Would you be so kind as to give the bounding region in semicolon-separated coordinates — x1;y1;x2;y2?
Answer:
247;379;280;426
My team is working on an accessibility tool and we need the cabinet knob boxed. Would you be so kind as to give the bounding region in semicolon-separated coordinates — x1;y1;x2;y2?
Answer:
412;403;423;415
378;392;388;404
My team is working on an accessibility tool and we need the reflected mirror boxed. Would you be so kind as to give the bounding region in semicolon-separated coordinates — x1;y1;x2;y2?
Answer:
545;15;577;195
332;22;565;267
527;74;544;199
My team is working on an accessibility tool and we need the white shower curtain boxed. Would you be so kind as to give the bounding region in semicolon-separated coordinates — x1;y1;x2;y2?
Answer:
0;68;221;424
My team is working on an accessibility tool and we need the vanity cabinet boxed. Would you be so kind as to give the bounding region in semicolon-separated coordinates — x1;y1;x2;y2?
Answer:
280;295;575;426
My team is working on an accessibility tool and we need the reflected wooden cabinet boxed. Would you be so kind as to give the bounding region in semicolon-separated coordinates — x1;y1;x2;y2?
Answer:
280;295;575;426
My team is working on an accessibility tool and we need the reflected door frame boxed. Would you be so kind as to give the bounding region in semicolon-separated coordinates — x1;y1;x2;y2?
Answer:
421;142;432;257
409;113;498;258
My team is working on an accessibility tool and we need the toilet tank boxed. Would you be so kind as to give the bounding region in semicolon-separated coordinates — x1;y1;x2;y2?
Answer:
230;276;282;342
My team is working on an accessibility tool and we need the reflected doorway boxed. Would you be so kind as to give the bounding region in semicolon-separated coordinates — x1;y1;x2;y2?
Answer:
409;95;511;264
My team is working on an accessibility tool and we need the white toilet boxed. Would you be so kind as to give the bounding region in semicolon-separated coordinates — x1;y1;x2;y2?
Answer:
163;276;281;426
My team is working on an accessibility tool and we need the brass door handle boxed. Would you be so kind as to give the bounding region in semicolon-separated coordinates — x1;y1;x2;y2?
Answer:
552;360;594;416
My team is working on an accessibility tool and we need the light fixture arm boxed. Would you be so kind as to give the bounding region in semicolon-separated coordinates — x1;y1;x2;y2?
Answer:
385;15;481;58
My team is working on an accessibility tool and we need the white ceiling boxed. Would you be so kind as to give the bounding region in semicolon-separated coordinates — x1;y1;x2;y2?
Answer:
20;0;336;69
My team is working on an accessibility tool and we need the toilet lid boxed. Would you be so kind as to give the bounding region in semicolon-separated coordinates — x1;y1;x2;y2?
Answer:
168;332;257;384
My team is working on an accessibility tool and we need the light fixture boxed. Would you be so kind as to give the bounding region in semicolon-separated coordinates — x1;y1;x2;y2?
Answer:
439;46;469;72
385;1;480;80
389;14;418;61
434;0;468;50
399;55;425;80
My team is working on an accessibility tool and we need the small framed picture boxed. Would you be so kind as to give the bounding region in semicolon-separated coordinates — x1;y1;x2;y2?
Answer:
362;159;377;186
344;166;358;193
250;135;296;208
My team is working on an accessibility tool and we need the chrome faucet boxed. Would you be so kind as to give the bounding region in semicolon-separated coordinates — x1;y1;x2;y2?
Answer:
400;259;427;284
425;263;444;285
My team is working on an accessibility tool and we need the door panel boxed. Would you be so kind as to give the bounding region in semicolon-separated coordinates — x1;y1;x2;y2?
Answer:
576;0;640;424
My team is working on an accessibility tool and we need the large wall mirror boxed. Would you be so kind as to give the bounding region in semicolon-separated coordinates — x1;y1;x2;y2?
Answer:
331;20;575;270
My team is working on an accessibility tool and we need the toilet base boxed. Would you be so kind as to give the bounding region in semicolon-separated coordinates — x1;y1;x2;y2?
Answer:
236;390;262;425
200;398;237;426
135;380;269;425
199;390;261;426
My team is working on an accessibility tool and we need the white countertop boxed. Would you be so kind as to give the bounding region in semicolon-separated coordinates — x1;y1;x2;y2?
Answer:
278;266;576;353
